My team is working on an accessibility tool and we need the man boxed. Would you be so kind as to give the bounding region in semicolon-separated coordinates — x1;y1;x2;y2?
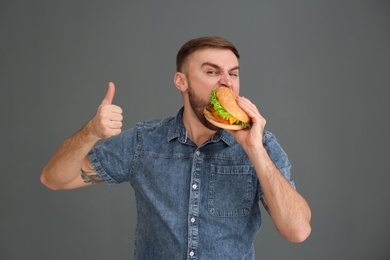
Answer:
41;36;311;259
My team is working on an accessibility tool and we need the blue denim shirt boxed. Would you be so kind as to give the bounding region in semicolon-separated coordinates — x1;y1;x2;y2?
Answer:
88;107;295;260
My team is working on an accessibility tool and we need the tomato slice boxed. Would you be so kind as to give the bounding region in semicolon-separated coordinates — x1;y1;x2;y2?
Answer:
211;107;230;124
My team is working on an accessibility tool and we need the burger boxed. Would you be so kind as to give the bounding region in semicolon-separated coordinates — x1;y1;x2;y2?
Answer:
203;87;252;130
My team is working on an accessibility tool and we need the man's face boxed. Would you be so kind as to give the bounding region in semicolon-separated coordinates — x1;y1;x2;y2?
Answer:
183;48;240;129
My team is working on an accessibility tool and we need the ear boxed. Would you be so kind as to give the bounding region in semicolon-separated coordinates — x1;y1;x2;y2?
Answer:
174;72;188;93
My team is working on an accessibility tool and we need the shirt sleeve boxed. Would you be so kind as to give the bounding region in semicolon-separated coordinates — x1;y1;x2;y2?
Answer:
88;128;137;185
257;130;296;198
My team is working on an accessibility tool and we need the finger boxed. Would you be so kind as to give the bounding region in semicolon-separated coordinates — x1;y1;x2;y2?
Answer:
110;105;123;114
109;121;123;129
237;96;266;127
101;82;115;105
109;113;123;122
237;96;260;117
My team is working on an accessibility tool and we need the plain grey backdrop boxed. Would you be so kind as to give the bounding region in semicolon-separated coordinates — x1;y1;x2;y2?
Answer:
1;0;389;259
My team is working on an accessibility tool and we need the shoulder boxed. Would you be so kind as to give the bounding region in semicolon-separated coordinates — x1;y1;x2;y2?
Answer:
136;117;174;130
104;117;173;145
133;116;176;141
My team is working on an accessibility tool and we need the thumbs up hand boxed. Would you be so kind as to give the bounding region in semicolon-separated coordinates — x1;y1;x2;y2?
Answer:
90;82;123;139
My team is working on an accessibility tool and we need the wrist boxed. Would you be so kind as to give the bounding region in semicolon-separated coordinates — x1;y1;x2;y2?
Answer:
80;120;101;143
244;143;267;157
245;144;276;171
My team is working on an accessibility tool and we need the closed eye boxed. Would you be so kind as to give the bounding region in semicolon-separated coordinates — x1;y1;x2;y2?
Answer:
207;70;218;75
229;70;239;77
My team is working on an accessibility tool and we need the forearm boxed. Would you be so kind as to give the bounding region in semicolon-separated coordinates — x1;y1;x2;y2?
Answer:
41;83;122;190
246;146;311;242
40;121;100;190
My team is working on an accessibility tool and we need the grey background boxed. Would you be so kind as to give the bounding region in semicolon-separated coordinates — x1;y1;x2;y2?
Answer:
1;0;389;259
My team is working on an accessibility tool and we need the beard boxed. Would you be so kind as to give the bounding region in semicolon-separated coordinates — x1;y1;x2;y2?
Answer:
187;83;220;131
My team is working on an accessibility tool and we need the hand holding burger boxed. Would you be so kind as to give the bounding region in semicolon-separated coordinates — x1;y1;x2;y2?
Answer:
203;87;252;130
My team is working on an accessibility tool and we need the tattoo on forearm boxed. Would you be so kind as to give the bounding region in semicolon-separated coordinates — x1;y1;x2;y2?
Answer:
81;168;104;184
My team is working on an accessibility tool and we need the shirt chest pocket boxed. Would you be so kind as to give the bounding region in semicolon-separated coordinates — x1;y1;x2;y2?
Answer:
208;165;257;218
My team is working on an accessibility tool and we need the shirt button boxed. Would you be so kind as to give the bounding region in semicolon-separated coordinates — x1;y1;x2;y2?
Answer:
189;250;195;257
195;150;200;156
192;183;198;190
190;217;196;223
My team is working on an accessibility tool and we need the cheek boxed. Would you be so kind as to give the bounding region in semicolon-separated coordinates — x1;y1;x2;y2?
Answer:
188;81;212;103
189;88;207;107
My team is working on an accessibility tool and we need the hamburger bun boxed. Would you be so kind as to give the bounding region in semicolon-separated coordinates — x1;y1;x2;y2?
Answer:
216;87;251;123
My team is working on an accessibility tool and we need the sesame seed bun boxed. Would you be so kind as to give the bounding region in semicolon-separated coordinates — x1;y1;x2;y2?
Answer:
216;87;251;123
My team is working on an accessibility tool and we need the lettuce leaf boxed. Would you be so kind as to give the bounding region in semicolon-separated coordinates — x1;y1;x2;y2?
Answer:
210;89;232;120
239;121;252;128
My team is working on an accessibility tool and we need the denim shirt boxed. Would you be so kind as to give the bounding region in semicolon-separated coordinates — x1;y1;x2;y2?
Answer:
88;108;295;260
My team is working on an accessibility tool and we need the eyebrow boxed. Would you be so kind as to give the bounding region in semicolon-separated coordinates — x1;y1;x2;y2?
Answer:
201;62;240;71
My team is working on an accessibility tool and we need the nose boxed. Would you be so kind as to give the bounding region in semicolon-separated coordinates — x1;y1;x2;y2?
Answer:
218;72;233;89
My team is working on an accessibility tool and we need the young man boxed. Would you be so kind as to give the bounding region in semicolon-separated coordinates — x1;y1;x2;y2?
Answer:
41;36;311;259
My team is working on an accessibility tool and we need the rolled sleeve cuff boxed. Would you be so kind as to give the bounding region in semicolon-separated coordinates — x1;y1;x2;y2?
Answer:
88;150;118;186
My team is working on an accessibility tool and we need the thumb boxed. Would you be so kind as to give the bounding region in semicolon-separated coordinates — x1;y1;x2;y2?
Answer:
101;82;115;105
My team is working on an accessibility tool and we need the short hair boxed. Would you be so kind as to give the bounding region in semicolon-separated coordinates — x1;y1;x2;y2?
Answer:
176;36;240;72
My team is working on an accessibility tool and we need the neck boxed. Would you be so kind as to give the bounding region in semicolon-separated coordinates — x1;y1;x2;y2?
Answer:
182;108;217;147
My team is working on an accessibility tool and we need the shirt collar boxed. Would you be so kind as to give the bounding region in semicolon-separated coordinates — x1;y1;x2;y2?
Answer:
167;107;235;146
